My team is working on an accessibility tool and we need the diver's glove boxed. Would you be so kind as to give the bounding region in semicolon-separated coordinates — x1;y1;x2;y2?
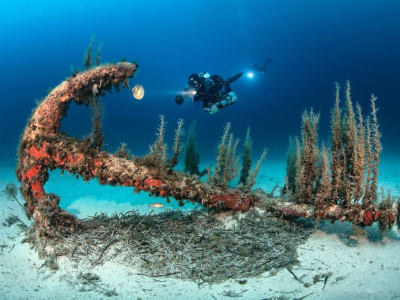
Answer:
175;95;184;105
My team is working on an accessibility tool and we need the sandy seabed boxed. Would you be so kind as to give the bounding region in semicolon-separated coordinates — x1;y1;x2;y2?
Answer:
0;159;399;300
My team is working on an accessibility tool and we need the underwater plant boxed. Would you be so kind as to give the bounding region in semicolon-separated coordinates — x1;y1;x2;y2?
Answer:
208;123;267;192
71;38;103;77
293;109;320;204
70;66;80;77
142;115;168;170
115;143;134;160
285;82;390;227
210;122;240;189
4;183;24;209
378;187;398;233
84;36;95;70
243;148;267;192
283;136;298;196
183;121;206;176
84;37;103;70
365;94;382;206
141;115;185;172
334;83;381;208
314;144;331;207
247;148;268;190
168;118;184;169
94;42;103;67
286;82;380;207
330;82;342;203
238;127;252;186
236;128;268;193
89;97;104;150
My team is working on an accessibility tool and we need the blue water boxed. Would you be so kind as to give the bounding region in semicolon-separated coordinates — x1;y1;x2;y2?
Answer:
1;0;399;173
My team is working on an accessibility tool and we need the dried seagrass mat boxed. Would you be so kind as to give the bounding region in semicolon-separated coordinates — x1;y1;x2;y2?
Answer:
27;208;311;284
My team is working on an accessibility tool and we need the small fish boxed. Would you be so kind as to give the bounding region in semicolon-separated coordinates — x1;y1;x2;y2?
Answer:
148;203;164;208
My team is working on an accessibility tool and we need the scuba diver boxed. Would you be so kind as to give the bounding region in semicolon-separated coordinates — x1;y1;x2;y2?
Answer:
175;72;243;114
250;58;272;74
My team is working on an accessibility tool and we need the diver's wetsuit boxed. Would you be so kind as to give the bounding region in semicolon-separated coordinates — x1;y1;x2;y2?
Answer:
175;71;243;114
190;72;243;110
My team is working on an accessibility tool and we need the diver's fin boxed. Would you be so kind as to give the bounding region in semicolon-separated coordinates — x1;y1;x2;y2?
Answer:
225;72;243;85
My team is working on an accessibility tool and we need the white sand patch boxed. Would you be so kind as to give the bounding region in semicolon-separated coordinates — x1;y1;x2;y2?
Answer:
66;196;193;219
67;196;140;219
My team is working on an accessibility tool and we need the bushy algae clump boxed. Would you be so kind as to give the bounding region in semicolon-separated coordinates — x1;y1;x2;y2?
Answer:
183;121;206;177
282;82;398;233
4;183;24;209
208;122;267;191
